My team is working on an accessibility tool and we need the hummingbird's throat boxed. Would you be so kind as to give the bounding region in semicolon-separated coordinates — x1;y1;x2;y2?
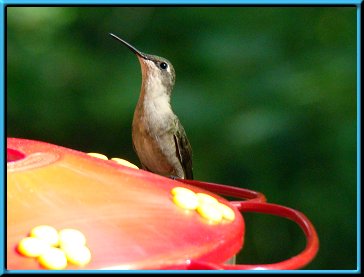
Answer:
140;69;174;123
140;60;172;101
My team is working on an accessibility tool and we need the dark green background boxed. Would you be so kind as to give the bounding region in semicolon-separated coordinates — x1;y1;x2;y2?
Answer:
7;7;357;270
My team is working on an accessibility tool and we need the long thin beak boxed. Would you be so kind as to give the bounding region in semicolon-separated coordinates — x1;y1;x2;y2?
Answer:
109;33;149;60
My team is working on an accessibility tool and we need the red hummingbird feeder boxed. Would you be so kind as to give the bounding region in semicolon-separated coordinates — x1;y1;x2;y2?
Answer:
7;138;319;270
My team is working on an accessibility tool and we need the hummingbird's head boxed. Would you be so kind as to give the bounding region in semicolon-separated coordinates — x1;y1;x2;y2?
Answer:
137;54;176;96
110;33;176;96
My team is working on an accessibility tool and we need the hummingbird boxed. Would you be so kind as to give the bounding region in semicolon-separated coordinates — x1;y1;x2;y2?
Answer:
110;33;193;179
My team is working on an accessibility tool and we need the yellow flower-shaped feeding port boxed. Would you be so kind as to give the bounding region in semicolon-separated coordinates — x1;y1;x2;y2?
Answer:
38;247;68;270
17;237;50;258
58;228;87;249
17;225;91;269
62;245;92;267
87;152;139;169
30;225;59;247
171;187;199;210
87;153;108;160
110;158;139;169
171;187;236;224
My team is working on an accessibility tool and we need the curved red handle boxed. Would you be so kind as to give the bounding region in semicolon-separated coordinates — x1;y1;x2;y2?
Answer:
176;179;319;270
223;201;319;270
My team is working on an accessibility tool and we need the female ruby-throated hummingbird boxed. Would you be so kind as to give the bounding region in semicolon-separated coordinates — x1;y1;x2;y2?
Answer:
110;33;193;179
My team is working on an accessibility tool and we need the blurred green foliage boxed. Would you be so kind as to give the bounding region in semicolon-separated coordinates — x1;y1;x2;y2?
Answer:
7;7;357;270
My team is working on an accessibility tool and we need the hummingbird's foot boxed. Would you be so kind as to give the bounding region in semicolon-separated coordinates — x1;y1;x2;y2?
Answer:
169;175;180;180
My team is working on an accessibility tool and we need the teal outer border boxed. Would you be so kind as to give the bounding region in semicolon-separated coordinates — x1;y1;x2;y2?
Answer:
0;1;361;274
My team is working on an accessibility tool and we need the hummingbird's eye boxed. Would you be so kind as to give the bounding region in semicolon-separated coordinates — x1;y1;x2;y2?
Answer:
160;62;168;70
